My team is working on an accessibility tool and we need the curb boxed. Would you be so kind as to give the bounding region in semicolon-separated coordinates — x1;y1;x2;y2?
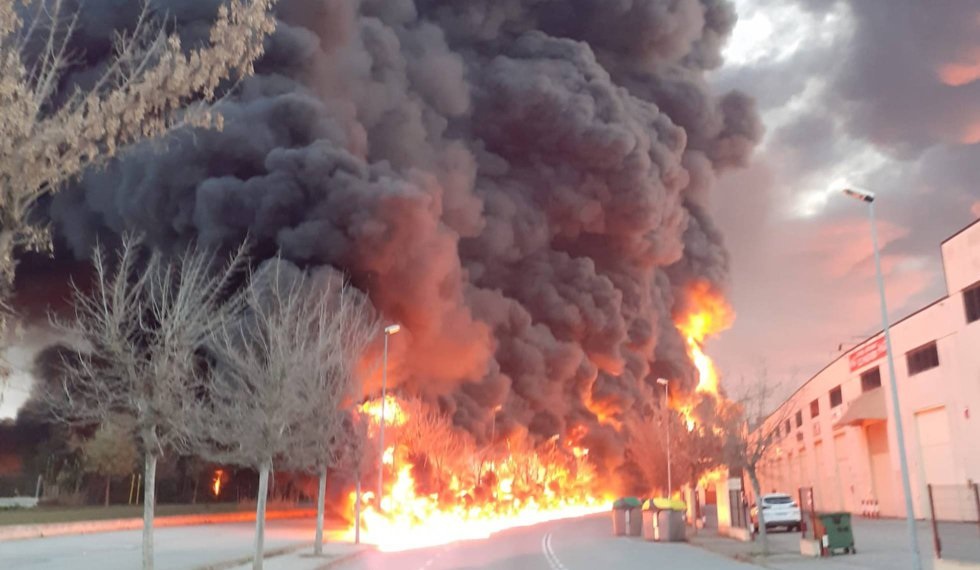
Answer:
196;544;372;570
196;543;309;570
0;509;317;542
316;546;373;569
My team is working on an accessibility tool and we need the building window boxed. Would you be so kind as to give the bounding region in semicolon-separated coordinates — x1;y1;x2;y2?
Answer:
795;410;803;428
783;419;791;436
829;386;843;408
810;398;820;418
861;367;882;392
965;283;980;323
906;342;940;376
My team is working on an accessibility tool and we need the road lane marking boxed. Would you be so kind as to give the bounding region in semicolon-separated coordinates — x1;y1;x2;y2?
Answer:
541;532;568;570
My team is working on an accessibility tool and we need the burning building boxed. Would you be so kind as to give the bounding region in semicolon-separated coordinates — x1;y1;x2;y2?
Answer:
16;0;760;544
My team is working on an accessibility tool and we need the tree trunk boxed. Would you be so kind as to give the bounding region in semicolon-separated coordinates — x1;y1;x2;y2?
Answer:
748;467;768;555
253;462;271;570
192;477;198;505
314;467;327;555
104;475;111;507
142;453;158;570
354;474;361;545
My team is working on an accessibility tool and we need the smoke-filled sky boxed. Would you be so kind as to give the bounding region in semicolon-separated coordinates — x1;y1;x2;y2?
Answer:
709;0;980;393
9;0;765;491
5;0;976;492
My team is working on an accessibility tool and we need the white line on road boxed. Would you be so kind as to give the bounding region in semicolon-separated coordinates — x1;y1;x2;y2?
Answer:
541;532;568;570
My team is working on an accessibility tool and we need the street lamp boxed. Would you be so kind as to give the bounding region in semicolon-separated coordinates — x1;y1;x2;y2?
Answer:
841;188;922;570
377;324;401;503
656;378;672;497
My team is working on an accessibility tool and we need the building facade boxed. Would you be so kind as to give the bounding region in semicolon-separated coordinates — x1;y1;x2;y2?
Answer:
755;219;980;520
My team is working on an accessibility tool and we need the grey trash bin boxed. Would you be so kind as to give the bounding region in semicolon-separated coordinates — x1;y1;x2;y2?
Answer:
612;497;642;537
612;507;627;535
642;499;687;542
627;507;643;536
642;508;656;540
656;509;686;542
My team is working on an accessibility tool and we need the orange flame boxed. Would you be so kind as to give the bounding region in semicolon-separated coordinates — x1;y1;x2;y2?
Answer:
348;396;611;551
359;395;407;430
674;282;734;427
212;470;223;497
676;282;733;396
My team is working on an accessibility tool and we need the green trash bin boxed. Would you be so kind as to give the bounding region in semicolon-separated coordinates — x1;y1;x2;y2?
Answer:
612;499;628;536
613;498;641;536
816;512;855;555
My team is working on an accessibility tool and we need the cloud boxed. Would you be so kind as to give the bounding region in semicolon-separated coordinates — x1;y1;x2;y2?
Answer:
708;0;978;389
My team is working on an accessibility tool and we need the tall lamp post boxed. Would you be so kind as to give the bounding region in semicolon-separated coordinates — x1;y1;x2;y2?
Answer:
841;188;922;570
377;324;401;504
656;378;672;497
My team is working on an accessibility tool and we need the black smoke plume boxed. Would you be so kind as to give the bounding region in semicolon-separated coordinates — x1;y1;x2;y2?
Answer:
39;0;762;493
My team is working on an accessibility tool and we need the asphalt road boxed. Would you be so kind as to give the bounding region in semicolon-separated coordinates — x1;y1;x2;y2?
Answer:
341;514;762;570
0;518;331;570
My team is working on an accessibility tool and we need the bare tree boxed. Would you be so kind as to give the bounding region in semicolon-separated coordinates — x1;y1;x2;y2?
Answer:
195;259;372;569
280;280;377;556
721;373;791;555
0;0;276;330
335;410;373;545
44;236;247;570
398;397;473;492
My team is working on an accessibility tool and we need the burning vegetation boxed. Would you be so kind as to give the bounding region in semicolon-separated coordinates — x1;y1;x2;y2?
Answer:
346;280;735;551
350;396;609;551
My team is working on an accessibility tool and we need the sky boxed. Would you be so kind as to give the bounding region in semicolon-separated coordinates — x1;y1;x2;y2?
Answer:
707;0;980;397
2;0;977;420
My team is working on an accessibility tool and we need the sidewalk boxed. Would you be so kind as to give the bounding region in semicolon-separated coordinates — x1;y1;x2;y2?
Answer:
690;519;940;570
0;508;318;541
207;542;369;570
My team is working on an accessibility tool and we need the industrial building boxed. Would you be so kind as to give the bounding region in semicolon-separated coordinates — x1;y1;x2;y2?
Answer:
754;218;980;520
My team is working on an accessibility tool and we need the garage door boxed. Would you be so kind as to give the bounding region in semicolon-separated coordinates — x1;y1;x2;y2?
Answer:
915;408;957;519
914;407;956;486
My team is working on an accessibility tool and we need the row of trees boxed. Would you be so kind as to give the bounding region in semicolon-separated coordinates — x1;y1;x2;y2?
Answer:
42;238;378;570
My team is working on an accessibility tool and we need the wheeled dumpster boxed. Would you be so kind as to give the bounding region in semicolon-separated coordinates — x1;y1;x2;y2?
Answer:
642;498;687;542
816;512;855;555
612;497;643;536
612;499;627;536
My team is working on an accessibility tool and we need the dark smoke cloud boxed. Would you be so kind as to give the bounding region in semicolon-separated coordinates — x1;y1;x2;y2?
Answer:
42;0;759;492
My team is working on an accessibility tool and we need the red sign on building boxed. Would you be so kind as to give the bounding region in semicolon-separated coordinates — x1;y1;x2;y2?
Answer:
849;337;887;372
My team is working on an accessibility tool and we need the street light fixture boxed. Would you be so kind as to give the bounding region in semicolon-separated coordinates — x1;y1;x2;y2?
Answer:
378;324;401;504
656;378;672;497
841;188;922;570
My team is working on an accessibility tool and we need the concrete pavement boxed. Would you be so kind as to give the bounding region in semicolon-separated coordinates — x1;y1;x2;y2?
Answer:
690;518;974;570
219;543;368;570
0;517;350;570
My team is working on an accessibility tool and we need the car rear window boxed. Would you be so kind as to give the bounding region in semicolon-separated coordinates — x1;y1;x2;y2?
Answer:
764;495;794;505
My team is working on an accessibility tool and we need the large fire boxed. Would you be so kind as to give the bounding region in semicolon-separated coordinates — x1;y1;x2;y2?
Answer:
675;282;735;428
344;283;733;551
347;397;610;551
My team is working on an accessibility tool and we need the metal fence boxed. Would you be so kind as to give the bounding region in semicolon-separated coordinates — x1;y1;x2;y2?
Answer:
728;489;750;529
798;486;818;539
927;483;980;563
0;473;43;498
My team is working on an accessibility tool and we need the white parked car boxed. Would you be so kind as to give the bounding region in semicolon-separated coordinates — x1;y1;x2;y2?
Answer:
750;493;802;533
